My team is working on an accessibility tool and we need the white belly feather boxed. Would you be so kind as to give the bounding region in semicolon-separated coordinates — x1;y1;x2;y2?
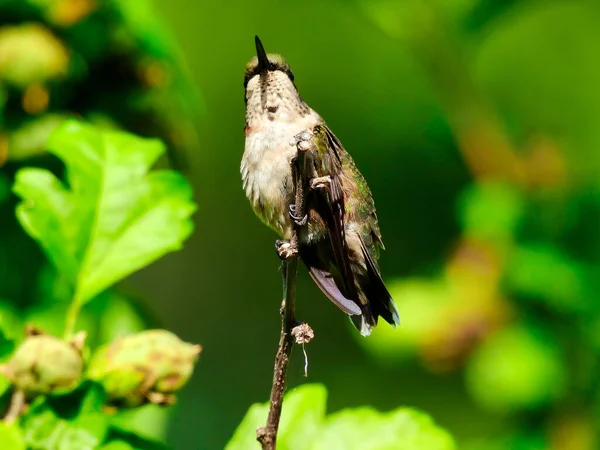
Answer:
241;116;318;239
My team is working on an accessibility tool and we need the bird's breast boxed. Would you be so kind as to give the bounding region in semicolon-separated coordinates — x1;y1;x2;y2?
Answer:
242;121;301;238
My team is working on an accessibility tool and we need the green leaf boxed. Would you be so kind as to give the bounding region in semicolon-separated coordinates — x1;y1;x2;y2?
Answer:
226;384;327;450
22;385;110;450
227;384;455;450
35;263;74;305
75;382;108;415
0;422;26;450
103;430;168;450
13;120;196;306
110;404;170;443
310;407;456;450
278;384;327;450
6;114;66;162
23;408;108;450
99;441;135;450
225;402;267;450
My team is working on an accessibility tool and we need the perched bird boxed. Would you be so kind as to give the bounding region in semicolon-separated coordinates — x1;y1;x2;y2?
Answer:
241;36;399;336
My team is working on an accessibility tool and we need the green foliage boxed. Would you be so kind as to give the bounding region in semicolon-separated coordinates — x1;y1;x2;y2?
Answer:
0;422;25;450
226;384;455;450
23;403;109;449
109;405;170;444
16;382;167;450
5;0;600;448
0;1;203;448
13;120;196;308
313;407;454;450
228;384;326;450
0;120;199;448
0;0;201;162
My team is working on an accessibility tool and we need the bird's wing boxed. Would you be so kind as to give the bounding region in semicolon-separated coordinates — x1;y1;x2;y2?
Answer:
307;124;357;299
299;124;399;329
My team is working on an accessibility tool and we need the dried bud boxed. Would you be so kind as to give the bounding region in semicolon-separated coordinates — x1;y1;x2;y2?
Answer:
292;323;314;344
87;330;201;408
8;328;85;397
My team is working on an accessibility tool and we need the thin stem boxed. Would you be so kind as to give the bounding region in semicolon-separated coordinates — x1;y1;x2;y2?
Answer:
63;291;82;339
3;389;25;424
257;138;310;449
257;258;298;449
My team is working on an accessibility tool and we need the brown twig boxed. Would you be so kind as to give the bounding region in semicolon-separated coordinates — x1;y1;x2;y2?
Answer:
256;257;298;449
257;134;313;449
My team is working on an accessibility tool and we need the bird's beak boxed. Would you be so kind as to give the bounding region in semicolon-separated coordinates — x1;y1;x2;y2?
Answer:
255;35;270;74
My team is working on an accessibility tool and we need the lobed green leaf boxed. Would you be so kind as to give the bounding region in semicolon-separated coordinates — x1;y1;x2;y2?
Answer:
13;120;196;307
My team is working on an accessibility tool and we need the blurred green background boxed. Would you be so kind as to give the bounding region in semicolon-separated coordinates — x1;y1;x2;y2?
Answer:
3;0;600;448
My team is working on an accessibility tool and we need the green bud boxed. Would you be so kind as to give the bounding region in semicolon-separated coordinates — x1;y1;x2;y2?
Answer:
0;23;69;88
87;330;201;408
8;327;85;397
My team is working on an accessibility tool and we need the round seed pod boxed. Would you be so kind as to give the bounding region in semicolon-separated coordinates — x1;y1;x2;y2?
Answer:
8;328;85;397
87;329;201;407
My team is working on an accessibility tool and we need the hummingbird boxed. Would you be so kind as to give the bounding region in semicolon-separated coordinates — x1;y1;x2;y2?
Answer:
241;36;399;336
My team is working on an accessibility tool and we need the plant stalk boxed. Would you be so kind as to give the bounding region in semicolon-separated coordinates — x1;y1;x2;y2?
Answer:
257;135;311;449
63;291;82;339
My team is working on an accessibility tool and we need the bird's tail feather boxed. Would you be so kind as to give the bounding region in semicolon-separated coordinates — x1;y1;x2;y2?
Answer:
359;239;400;328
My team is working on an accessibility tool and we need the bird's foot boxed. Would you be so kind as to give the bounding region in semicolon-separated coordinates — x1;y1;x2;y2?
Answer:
310;175;331;190
289;129;313;152
275;239;298;260
289;204;308;226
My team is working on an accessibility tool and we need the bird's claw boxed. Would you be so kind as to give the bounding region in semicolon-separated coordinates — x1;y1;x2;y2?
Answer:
275;239;298;260
289;204;308;226
310;175;331;190
289;129;313;152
